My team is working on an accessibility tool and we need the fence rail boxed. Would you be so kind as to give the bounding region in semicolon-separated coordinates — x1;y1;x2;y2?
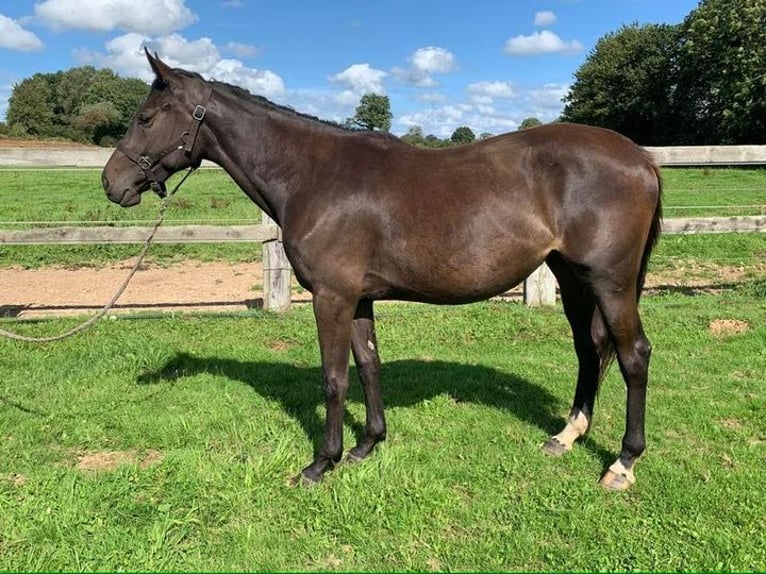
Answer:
4;144;766;168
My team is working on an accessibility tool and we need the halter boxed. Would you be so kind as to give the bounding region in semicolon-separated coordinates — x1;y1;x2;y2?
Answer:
118;85;213;198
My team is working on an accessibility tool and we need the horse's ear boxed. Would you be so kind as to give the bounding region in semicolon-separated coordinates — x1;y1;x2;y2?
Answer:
145;47;179;89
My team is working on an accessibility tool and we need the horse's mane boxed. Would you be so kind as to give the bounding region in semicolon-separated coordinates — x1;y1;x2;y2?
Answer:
169;68;397;140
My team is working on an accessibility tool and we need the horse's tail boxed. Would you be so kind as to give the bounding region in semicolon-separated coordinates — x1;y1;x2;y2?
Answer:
597;150;662;385
636;149;663;301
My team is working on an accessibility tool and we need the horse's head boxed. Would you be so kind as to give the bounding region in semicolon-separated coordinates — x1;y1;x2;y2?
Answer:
102;49;211;207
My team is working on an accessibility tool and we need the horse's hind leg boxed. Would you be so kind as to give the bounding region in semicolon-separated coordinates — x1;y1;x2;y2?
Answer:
543;253;610;455
592;283;651;491
347;299;387;462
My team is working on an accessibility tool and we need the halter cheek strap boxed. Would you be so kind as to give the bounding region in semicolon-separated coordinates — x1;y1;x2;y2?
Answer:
119;86;213;198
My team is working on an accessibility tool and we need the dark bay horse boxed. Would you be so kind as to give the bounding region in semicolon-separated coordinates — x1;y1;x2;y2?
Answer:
103;51;662;490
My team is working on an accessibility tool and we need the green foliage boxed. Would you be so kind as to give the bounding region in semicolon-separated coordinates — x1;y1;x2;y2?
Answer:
674;0;766;144
450;126;475;145
400;125;462;148
347;93;393;132
6;66;149;145
564;1;766;144
519;117;542;130
6;73;57;137
561;23;679;145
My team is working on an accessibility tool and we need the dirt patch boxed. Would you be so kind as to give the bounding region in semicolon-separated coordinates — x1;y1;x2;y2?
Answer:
75;449;164;472
269;339;295;352
0;257;761;319
0;259;309;319
644;262;766;295
708;319;750;338
4;473;28;487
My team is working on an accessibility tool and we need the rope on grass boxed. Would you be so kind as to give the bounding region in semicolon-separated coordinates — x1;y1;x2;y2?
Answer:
0;167;196;343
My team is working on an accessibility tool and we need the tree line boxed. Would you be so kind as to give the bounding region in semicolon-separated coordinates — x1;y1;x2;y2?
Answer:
562;0;766;145
2;0;763;147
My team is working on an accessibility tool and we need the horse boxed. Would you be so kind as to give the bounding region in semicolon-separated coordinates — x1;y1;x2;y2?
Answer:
102;50;662;490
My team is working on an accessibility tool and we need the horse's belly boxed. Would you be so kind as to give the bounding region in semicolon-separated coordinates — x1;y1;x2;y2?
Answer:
372;250;544;304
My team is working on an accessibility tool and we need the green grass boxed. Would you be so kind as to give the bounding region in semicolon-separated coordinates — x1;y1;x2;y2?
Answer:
1;291;765;571
1;167;765;268
0;169;263;268
662;167;766;217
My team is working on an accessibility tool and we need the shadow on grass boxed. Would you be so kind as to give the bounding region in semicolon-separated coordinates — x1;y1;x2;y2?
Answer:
138;354;616;468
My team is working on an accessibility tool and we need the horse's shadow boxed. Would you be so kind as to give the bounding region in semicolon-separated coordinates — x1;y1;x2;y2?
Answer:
138;353;615;467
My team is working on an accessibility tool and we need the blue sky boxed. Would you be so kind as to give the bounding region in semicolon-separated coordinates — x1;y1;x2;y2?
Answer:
1;0;698;137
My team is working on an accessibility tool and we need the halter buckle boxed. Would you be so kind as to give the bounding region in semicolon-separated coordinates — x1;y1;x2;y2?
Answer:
192;105;207;121
137;156;153;171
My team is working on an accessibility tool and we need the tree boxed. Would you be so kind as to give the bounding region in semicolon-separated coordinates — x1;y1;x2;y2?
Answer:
519;117;542;130
347;93;392;132
561;23;679;145
674;0;766;144
401;125;426;146
6;66;148;145
450;126;475;145
6;74;56;137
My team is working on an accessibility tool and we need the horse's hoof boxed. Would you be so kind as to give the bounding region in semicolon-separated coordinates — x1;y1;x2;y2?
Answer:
542;437;569;456
288;470;321;488
599;470;633;491
345;451;364;465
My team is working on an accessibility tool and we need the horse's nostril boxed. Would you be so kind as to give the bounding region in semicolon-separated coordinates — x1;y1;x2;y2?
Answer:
101;173;110;191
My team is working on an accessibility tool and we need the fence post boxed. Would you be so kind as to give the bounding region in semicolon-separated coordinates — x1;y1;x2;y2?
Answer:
524;263;556;307
261;212;292;312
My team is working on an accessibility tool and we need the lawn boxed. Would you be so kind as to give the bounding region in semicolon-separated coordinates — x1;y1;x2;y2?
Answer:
1;290;764;571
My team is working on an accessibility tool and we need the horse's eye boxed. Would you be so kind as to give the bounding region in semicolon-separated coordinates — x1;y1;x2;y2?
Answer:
137;113;153;126
161;102;171;111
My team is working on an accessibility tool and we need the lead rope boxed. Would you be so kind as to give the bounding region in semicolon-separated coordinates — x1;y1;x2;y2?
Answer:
0;167;197;343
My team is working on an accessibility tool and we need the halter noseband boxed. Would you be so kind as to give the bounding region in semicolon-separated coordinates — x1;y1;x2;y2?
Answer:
119;86;212;198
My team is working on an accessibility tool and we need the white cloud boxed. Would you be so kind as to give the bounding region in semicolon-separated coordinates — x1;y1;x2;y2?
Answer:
398;102;520;138
76;32;285;98
467;81;517;100
392;46;457;87
0;12;43;51
417;92;447;104
534;11;557;27
34;0;197;35
329;63;387;95
392;80;569;138
525;83;569;120
504;30;583;56
210;59;285;97
224;41;258;59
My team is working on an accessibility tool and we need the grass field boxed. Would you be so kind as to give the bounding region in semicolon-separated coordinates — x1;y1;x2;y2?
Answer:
1;288;765;571
1;166;765;269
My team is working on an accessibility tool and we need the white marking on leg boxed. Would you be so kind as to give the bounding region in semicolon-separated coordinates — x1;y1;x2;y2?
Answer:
607;458;636;486
551;410;590;451
367;340;375;351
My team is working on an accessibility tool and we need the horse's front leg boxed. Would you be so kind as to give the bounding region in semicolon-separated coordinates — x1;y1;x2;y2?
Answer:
299;290;356;484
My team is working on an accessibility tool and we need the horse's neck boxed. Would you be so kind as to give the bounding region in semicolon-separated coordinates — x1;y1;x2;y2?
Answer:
203;96;325;225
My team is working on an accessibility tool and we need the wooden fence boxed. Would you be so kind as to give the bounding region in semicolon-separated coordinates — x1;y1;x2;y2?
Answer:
2;145;765;310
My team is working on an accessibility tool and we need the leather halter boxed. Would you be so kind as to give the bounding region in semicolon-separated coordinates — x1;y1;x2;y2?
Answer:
118;86;213;198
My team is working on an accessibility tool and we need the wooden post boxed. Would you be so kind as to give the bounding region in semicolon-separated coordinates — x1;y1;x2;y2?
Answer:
261;212;292;312
524;263;556;307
